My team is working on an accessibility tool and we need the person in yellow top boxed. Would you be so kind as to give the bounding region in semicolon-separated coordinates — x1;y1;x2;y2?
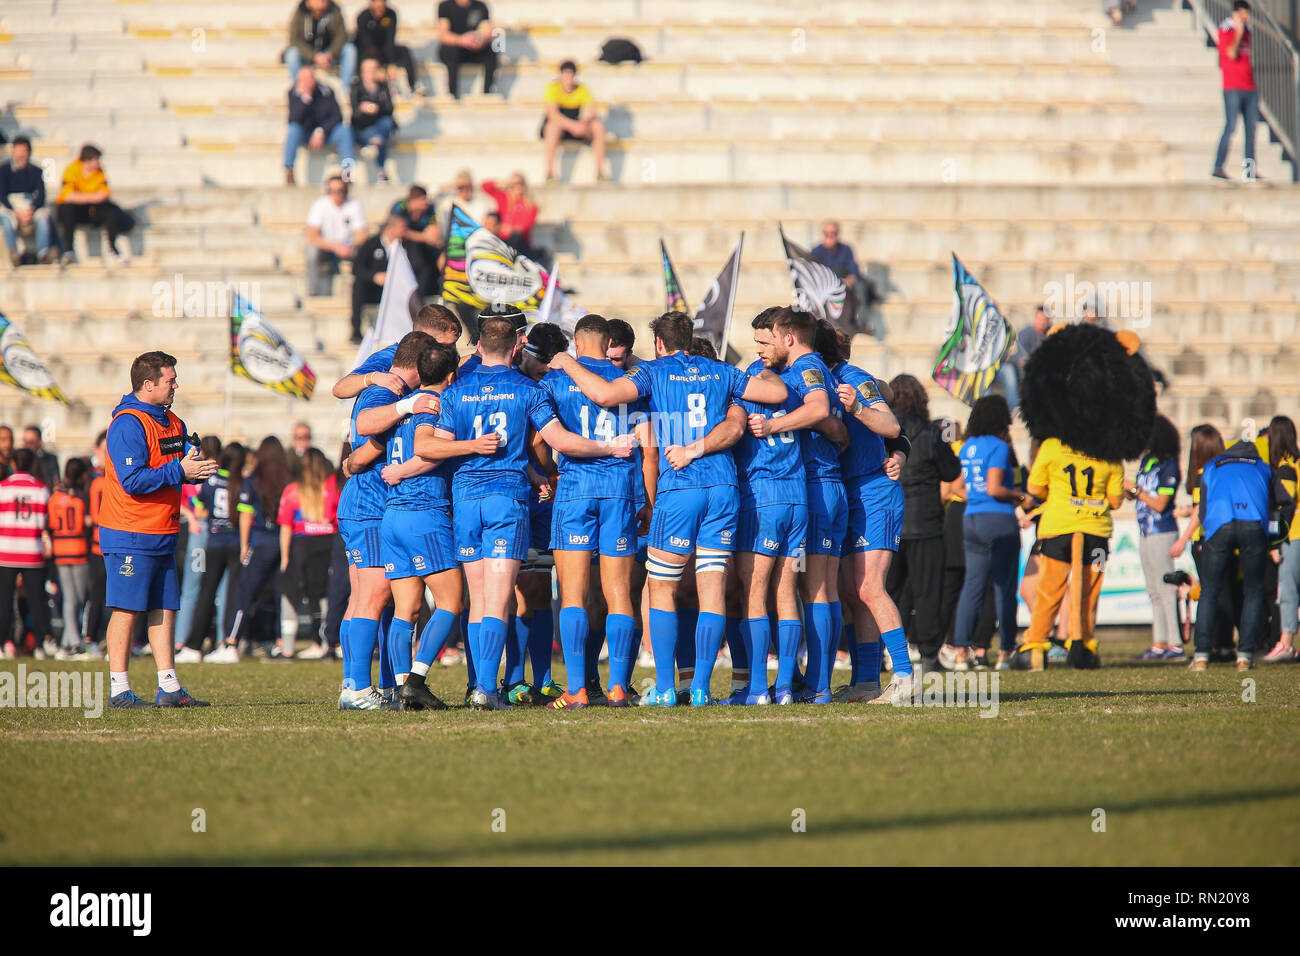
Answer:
1264;415;1300;661
541;60;608;183
55;144;135;266
1013;436;1124;670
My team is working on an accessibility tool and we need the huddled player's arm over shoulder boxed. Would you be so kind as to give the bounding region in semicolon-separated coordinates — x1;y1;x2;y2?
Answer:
538;420;633;460
548;352;640;407
332;368;407;400
343;437;386;477
666;403;746;471
836;381;900;438
381;455;436;486
412;423;499;463
529;431;558;482
740;368;787;406
637;419;658;518
749;383;830;439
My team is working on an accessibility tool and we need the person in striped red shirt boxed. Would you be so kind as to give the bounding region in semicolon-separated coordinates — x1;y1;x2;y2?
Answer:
0;447;53;658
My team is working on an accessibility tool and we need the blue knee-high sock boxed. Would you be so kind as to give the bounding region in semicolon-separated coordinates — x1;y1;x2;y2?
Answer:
606;613;636;692
823;601;843;688
855;640;883;685
477;616;508;695
690;611;727;695
558;606;589;695
881;626;911;678
527;609;553;688
726;615;747;671
460;611;475;687
675;607;698;672
648;608;677;694
503;617;526;686
804;602;831;693
741;617;771;696
378;606;395;690
585;618;604;688
414;609;457;674
776;618;802;694
845;622;858;684
347;617;379;692
339;618;352;683
388;617;415;678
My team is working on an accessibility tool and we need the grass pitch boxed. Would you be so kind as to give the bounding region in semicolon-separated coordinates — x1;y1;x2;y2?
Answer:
3;631;1298;866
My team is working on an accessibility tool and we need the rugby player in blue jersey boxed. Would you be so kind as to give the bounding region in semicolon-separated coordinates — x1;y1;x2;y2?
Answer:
418;315;632;710
537;314;650;709
378;342;499;710
548;311;787;706
336;330;436;710
817;325;914;703
330;305;463;399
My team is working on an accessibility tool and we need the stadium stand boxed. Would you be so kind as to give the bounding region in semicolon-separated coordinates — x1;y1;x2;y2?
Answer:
1;0;1298;452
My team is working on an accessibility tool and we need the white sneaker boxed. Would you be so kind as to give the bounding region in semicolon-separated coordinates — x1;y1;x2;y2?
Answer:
908;643;921;664
173;646;202;664
203;644;240;664
339;687;384;710
938;644;971;672
296;642;328;660
832;654;852;672
832;680;882;703
636;649;655;668
869;673;917;705
439;647;464;666
42;638;59;658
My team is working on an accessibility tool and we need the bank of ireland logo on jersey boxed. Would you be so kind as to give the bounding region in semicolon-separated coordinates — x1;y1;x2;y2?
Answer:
119;555;135;578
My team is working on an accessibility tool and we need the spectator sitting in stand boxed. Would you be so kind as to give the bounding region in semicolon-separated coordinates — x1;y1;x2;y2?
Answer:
1;136;57;266
285;66;354;185
283;0;357;91
995;304;1052;414
355;0;423;95
482;172;543;262
541;60;608;183
811;219;871;335
350;215;407;343
390;184;442;295
351;56;397;183
55;144;135;267
437;0;498;99
305;174;366;296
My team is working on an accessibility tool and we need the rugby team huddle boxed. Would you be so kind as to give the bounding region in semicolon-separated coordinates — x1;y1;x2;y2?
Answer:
332;304;914;711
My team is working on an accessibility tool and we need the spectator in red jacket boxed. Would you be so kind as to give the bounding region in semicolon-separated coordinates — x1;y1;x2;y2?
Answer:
482;173;542;261
1212;1;1259;181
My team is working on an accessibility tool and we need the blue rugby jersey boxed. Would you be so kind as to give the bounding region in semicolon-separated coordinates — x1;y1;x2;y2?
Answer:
784;352;842;484
625;350;749;493
541;357;641;501
833;360;889;485
733;359;805;504
338;383;400;521
349;342;398;377
435;363;558;501
387;396;454;511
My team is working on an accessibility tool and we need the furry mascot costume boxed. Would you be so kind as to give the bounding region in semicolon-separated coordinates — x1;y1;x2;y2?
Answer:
1014;323;1157;669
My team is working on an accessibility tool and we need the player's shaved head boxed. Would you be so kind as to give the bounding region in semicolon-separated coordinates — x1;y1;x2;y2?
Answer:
392;330;435;370
414;304;462;345
650;311;694;354
773;307;816;346
418;342;459;387
574;313;610;342
478;316;519;359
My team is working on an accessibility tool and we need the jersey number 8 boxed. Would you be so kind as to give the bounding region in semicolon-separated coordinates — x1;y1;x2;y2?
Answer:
687;393;707;429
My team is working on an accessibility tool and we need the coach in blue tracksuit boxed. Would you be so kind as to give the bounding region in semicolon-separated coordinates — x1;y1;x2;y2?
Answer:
1193;438;1290;669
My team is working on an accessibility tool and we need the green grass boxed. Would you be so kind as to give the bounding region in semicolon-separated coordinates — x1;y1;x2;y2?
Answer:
3;631;1298;866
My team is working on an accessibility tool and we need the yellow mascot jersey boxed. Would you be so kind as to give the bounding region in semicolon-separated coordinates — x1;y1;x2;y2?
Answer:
1029;438;1123;540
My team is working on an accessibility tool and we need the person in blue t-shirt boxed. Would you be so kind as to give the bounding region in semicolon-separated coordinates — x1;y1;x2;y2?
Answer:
329;304;463;400
1123;415;1184;661
419;314;631;710
538;314;648;710
951;396;1027;670
548;310;787;707
337;330;437;710
746;309;850;705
